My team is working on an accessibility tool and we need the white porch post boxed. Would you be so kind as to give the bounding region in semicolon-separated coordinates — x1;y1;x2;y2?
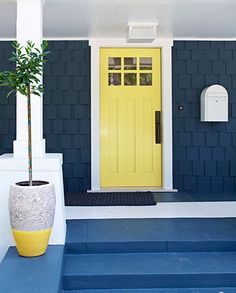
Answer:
13;0;45;158
0;0;66;263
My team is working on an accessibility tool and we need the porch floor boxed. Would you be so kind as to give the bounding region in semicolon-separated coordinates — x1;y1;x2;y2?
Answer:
65;192;236;219
153;191;236;202
2;218;236;292
65;218;236;253
62;218;236;292
0;245;64;293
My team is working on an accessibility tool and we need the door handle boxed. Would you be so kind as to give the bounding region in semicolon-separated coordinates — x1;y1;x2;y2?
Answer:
155;111;161;144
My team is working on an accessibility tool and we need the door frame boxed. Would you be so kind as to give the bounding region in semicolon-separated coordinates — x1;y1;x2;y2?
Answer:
89;38;174;191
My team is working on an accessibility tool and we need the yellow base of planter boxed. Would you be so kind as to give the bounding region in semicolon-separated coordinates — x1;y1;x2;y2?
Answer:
12;228;52;257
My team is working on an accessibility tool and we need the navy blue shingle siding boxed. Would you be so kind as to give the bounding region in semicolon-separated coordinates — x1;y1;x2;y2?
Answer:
173;41;236;191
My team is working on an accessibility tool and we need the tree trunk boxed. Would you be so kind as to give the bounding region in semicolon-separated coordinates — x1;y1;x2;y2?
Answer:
27;85;33;186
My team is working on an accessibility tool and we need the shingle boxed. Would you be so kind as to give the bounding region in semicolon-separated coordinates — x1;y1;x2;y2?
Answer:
200;147;212;161
184;176;197;191
219;75;231;89
178;132;192;146
219;133;232;146
205;161;217;176
173;61;186;74
206;133;218;146
59;105;71;119
192;133;205;146
198;176;211;191
217;161;229;176
211;177;224;192
52;63;65;76
174;147;186;161
45;105;58;119
173;41;186;50
224;177;235;191
198;61;211;74
226;61;236;74
173;175;184;190
79;120;90;134
186;42;199;50
219;50;233;60
52;120;64;134
59;76;71;90
66;120;77;134
198;41;211;50
192;75;204;89
66;63;78;76
193;162;204;176
186;147;199;161
179;162;192;176
60;135;72;148
230;162;236;176
204;75;219;85
73;50;85;62
191;50;205;60
186;60;198;74
212;61;226;74
206;50;219;60
177;50;191;60
179;75;191;88
65;149;77;163
60;50;72;62
73;164;85;177
72;76;84;90
212;147;225;161
53;41;66;50
211;42;225;50
81;149;91;163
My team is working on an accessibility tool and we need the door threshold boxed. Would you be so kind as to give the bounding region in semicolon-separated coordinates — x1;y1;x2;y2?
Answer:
87;187;178;193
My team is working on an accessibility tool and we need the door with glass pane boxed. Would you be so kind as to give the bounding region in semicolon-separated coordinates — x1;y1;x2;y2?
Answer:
100;48;162;187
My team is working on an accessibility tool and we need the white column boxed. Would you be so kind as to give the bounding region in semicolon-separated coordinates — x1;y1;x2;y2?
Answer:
90;43;101;191
162;43;173;190
13;0;45;158
0;0;66;262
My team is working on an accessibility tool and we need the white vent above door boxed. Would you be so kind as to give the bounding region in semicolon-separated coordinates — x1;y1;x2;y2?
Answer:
127;23;158;43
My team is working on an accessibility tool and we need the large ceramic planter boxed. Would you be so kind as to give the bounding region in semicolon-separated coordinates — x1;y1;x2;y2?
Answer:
9;181;56;257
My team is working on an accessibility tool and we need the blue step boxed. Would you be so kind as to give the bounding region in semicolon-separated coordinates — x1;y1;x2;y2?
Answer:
63;289;236;293
65;219;236;253
62;252;236;290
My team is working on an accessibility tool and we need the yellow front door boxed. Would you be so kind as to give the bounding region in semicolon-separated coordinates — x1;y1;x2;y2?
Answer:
100;48;162;187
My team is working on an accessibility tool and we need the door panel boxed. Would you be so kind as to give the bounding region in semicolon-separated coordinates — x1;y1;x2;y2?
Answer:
100;48;162;187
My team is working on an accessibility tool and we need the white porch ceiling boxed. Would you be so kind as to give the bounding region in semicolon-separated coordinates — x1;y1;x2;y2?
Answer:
0;0;236;39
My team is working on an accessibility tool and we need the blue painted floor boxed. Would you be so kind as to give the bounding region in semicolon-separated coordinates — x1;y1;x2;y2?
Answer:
0;245;64;293
62;218;236;292
153;192;236;202
63;252;236;289
65;218;236;253
63;289;236;292
2;218;236;292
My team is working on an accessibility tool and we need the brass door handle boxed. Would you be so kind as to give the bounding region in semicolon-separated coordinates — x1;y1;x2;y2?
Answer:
155;111;161;144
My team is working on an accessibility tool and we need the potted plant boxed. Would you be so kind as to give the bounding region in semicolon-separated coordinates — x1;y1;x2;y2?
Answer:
0;41;56;257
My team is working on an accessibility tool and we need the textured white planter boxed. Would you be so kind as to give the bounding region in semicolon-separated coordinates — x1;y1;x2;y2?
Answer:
9;181;56;257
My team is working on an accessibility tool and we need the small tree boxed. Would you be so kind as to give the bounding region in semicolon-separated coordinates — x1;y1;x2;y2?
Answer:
0;41;49;186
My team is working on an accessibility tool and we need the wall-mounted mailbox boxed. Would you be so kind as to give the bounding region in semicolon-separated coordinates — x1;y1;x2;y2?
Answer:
201;84;228;122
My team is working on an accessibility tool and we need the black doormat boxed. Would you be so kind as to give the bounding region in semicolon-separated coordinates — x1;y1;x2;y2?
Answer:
65;192;156;206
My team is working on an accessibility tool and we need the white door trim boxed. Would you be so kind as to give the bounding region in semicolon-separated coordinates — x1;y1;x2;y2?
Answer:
89;38;174;191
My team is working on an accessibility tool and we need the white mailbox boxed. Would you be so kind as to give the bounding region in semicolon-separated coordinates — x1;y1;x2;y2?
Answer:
201;84;228;122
